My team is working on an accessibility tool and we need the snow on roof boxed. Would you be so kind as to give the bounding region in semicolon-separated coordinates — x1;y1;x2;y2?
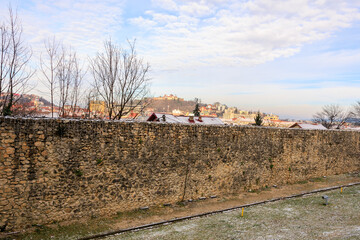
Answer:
290;123;327;130
148;113;224;125
176;116;225;125
200;117;225;125
236;118;254;122
149;113;183;124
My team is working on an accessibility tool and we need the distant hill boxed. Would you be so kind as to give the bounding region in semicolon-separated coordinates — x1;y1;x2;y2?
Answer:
17;94;52;106
1;93;51;106
147;98;205;114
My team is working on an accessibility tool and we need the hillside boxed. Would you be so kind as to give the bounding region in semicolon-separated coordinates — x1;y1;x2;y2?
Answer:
0;93;51;106
147;99;205;114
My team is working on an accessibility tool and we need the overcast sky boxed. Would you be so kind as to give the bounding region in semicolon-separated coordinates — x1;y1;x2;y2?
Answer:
1;0;360;119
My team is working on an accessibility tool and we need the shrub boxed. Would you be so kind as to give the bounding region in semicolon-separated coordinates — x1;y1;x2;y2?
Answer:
73;169;83;177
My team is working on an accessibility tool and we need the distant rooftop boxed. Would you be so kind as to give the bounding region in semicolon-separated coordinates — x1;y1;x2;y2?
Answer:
289;123;327;130
147;113;224;125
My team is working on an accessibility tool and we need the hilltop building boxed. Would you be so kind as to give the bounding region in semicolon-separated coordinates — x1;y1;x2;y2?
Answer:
153;94;184;101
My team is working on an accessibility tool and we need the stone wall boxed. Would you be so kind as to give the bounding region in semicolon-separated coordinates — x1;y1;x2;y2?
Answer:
0;117;359;231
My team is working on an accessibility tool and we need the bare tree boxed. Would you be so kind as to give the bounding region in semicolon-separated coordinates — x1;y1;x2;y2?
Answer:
40;37;61;117
90;39;150;120
313;104;352;129
84;87;96;118
0;6;34;116
352;101;360;118
69;53;85;116
57;47;70;117
0;20;10;113
90;40;117;119
56;46;85;118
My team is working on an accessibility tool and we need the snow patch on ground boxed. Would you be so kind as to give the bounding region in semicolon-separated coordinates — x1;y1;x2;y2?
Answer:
322;225;360;238
172;222;198;233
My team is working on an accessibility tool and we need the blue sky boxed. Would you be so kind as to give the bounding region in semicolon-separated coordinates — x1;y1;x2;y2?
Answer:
1;0;360;119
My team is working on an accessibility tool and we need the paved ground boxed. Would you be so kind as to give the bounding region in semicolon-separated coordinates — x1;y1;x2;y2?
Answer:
108;185;360;240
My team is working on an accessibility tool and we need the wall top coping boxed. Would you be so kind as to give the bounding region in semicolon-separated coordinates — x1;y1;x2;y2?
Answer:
0;116;359;133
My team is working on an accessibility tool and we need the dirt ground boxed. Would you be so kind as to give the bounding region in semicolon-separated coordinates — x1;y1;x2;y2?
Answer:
3;173;360;240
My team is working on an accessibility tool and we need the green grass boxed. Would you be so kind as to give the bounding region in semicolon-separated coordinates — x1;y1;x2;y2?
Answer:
296;180;308;184
12;208;160;240
114;208;157;219
73;169;83;177
96;158;103;165
309;177;325;182
14;221;111;240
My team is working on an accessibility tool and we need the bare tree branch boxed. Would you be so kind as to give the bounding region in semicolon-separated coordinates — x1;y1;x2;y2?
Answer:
313;104;352;129
83;87;96;118
0;5;34;116
0;22;11;110
69;52;86;116
352;101;360;118
90;38;150;120
40;36;61;117
56;46;86;118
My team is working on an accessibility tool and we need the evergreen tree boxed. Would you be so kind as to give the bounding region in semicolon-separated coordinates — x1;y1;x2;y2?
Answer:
254;111;263;126
193;98;201;117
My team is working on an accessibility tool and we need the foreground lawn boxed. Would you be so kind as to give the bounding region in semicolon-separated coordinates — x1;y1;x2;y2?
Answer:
110;185;360;240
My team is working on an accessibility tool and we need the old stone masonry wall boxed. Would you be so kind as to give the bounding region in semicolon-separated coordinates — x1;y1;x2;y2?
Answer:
0;117;359;231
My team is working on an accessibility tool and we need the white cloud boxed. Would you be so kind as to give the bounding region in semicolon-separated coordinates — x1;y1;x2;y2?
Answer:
15;0;126;57
152;0;179;11
131;0;360;70
129;16;157;29
179;2;215;17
